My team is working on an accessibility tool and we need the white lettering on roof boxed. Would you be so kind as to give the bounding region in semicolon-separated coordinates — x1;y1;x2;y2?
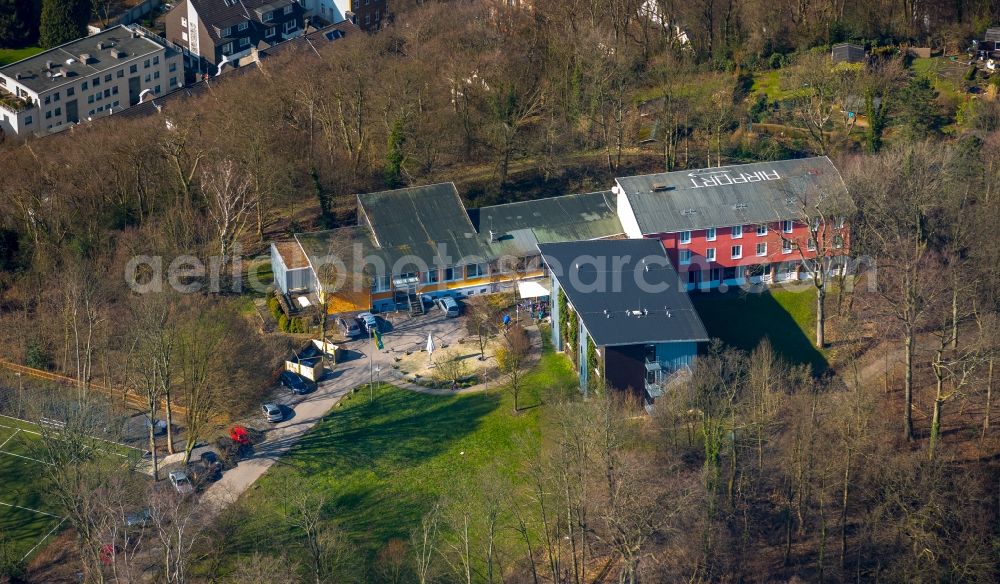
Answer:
688;170;781;189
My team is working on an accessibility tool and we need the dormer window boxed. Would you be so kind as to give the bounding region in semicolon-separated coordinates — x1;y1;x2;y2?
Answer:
263;11;273;21
283;4;293;14
238;21;248;31
222;27;232;37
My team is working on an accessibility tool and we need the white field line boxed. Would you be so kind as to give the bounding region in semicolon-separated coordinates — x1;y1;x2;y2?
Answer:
0;417;147;459
0;449;51;465
0;428;20;450
21;516;66;561
0;421;41;436
0;500;61;519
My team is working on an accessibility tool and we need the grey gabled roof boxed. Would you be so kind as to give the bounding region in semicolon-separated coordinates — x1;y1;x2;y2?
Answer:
539;239;708;347
469;191;623;243
614;156;848;235
358;182;488;266
831;42;865;63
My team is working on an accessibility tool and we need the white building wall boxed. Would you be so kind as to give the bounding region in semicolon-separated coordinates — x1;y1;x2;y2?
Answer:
0;34;182;135
301;0;352;23
613;182;644;239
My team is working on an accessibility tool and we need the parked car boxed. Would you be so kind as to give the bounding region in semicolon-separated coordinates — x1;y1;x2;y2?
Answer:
188;451;223;486
436;296;462;318
168;470;194;495
338;317;362;338
262;403;283;423
279;371;315;395
357;312;379;333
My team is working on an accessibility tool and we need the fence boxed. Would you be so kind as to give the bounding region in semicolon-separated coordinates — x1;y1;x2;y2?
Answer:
0;358;187;417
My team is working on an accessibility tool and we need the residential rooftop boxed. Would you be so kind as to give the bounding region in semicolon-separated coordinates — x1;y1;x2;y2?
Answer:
469;190;623;243
539;239;708;347
615;156;848;235
0;25;169;95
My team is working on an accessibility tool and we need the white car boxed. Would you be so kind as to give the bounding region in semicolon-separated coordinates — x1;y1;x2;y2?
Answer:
168;470;194;495
262;403;283;423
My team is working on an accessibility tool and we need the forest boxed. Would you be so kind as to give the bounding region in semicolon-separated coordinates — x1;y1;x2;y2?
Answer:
1;0;1000;582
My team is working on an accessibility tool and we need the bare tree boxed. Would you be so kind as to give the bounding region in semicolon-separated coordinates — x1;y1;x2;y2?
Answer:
465;297;500;361
148;487;208;584
775;184;852;348
850;144;950;442
410;501;442;584
496;324;531;412
202;159;255;274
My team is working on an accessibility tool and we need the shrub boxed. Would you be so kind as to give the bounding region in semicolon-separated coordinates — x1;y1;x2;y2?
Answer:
267;295;282;320
277;314;289;332
25;340;52;371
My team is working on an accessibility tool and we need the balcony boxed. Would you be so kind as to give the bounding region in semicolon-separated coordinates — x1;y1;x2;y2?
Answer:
0;90;33;114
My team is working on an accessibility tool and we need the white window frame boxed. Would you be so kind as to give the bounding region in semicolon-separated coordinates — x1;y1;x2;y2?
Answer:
222;42;233;54
265;26;276;37
283;20;297;33
181;31;188;41
679;250;692;265
181;16;187;26
706;247;716;262
756;242;767;257
679;231;692;244
756;224;767;236
731;245;742;260
283;4;293;14
731;225;743;239
425;269;440;284
263;11;273;21
782;220;794;233
807;238;817;251
444;267;458;282
222;27;232;37
238;21;248;31
706;227;716;241
239;36;250;48
782;239;793;254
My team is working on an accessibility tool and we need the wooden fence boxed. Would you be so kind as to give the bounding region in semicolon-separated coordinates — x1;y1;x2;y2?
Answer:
0;359;188;417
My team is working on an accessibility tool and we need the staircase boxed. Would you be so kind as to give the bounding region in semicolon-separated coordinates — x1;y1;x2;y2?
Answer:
407;289;425;316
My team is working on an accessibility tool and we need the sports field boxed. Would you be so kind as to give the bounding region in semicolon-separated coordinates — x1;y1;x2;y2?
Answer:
0;415;65;562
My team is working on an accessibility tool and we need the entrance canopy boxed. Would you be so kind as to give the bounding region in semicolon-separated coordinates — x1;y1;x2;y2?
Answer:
517;280;550;299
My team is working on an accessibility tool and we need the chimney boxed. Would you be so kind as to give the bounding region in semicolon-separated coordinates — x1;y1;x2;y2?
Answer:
96;41;105;50
15;73;22;80
45;60;54;69
79;53;91;64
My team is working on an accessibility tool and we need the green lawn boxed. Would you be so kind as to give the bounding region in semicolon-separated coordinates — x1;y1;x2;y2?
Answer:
226;334;576;575
691;286;827;374
0;416;64;562
0;47;43;66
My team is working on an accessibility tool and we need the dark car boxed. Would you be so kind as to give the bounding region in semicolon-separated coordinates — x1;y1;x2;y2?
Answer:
279;371;316;395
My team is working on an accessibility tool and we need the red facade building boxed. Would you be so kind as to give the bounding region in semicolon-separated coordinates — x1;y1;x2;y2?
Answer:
614;157;849;290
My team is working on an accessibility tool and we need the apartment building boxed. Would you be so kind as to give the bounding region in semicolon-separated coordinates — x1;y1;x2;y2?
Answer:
0;25;184;137
165;0;306;73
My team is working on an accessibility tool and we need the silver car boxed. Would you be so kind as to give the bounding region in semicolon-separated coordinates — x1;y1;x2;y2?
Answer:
262;403;283;423
168;470;194;495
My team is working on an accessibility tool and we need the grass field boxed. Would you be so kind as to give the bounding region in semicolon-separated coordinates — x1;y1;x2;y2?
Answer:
0;47;43;66
0;416;64;562
226;335;577;572
691;286;827;374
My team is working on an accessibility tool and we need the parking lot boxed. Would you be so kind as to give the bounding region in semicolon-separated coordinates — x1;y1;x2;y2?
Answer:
200;306;473;511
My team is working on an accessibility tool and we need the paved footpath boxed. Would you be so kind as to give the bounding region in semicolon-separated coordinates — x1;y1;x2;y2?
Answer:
201;310;516;512
200;351;370;512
